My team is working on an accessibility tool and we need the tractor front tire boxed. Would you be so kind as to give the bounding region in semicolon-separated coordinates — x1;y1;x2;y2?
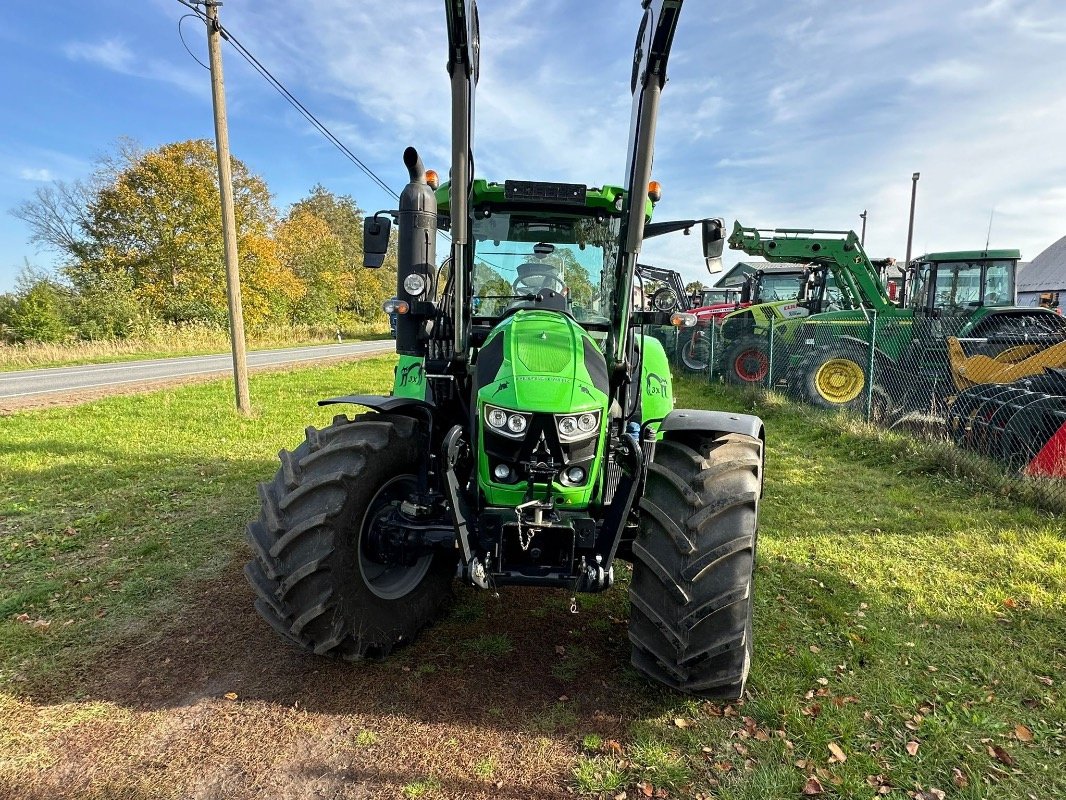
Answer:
680;327;712;372
245;414;456;660
722;336;771;386
629;430;762;699
800;346;868;412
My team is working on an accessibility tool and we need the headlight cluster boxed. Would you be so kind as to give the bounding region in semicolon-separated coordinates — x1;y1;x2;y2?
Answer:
555;410;600;442
484;404;530;439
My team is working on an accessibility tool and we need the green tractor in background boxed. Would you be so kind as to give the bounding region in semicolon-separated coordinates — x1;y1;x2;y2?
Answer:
245;0;765;699
725;224;1066;415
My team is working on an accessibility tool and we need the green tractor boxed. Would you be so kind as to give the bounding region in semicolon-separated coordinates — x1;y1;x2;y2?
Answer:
245;0;765;699
714;260;857;386
726;224;1066;414
679;265;808;373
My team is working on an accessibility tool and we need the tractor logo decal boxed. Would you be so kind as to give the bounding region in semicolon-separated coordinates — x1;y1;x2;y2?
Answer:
399;362;425;387
646;372;668;397
580;385;593;398
491;381;509;397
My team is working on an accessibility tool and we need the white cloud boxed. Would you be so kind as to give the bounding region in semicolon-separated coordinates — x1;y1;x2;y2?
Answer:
909;59;984;87
63;36;201;94
18;168;54;182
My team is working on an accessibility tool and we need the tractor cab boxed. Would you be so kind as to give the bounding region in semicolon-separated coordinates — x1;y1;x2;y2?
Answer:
907;249;1020;316
447;179;638;332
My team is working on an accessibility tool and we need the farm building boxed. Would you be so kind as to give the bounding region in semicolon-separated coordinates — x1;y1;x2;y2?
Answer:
713;261;800;288
1018;234;1066;310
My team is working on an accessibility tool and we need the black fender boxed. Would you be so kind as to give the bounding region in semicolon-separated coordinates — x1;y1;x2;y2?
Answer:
659;409;764;443
318;394;435;414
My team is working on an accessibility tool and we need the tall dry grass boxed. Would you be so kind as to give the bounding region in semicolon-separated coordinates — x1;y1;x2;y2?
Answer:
0;321;390;371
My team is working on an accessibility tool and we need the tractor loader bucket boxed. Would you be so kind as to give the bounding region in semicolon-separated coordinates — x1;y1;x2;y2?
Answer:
947;337;1066;391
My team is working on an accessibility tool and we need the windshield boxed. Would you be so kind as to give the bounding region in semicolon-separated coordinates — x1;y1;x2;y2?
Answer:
471;211;621;324
914;259;1016;312
758;272;804;301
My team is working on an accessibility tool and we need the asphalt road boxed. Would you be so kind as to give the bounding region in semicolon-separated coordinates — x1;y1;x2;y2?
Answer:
0;340;394;401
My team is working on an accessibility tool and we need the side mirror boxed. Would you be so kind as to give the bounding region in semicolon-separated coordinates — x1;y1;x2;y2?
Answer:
363;215;392;268
740;279;753;304
702;218;725;274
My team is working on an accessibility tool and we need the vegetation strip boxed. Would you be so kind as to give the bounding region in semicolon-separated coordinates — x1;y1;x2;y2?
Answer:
0;363;1061;799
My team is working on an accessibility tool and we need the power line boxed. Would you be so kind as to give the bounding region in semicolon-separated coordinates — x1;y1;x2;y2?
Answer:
174;0;399;200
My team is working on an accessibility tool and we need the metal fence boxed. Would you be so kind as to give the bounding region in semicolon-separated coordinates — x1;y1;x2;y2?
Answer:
649;315;1066;512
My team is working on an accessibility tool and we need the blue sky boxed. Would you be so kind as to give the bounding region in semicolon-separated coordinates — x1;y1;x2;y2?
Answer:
2;0;1066;292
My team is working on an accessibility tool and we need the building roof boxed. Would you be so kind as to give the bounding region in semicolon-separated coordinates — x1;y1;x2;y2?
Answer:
1018;234;1066;292
714;261;806;288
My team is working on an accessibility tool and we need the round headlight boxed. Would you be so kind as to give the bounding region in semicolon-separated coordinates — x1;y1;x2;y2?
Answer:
577;413;597;433
403;273;427;296
507;414;527;434
558;416;578;437
493;464;512;482
565;466;586;484
487;408;507;428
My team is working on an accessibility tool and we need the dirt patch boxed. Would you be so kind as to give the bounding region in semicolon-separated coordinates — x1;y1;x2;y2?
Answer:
5;560;665;800
0;350;389;415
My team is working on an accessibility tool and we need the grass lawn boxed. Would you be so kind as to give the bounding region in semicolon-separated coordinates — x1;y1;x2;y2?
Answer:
0;363;1062;799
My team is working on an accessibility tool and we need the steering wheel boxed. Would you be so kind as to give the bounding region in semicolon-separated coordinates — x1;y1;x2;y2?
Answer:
512;263;566;295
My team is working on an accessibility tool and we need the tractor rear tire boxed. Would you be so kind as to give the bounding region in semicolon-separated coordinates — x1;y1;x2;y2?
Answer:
722;336;771;386
245;413;456;660
629;430;762;699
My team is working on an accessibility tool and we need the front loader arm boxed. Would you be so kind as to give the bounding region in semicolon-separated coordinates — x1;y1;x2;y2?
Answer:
444;0;480;359
728;221;896;315
611;0;684;366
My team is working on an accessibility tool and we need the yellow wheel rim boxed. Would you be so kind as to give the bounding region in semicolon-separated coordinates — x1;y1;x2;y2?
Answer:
814;358;864;404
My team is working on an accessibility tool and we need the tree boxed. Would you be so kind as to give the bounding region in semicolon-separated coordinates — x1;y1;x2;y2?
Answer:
685;280;707;295
5;271;71;343
81;139;278;324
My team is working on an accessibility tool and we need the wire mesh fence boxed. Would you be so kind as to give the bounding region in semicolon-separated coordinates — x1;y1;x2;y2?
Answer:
650;312;1066;512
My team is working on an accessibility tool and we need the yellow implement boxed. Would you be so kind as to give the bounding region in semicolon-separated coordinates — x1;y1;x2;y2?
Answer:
947;337;1066;390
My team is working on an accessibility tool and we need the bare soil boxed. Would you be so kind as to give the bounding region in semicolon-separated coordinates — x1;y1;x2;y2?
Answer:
4;560;665;800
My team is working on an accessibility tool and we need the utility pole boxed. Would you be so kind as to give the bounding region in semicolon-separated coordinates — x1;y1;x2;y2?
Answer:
859;209;867;247
904;172;920;268
205;0;251;414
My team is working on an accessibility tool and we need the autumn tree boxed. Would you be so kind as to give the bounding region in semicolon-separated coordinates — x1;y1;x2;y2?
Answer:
80;139;284;324
282;186;393;324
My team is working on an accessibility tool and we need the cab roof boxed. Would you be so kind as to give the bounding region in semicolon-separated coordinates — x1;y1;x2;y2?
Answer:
916;248;1021;262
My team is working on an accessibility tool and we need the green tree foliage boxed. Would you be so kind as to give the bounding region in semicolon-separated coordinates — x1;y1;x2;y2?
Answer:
82;139;279;324
3;271;71;343
6;139;393;342
685;280;706;295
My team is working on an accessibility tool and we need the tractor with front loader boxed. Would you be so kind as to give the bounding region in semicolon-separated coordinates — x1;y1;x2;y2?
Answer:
726;223;1066;416
680;265;809;373
245;0;765;699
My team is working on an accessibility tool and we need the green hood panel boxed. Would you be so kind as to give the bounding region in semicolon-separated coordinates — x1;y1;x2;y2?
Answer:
477;310;606;413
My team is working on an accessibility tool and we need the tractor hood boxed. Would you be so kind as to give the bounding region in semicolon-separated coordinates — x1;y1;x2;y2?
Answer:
474;310;610;413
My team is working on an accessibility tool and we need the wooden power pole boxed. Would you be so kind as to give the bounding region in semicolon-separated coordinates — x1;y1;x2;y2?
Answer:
205;1;251;414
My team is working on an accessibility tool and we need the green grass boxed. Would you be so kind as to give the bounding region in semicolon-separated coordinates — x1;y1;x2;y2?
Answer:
566;376;1065;799
1;364;1062;798
0;357;397;685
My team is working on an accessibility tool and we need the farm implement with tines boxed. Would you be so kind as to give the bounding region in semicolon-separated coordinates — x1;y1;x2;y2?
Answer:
245;0;766;699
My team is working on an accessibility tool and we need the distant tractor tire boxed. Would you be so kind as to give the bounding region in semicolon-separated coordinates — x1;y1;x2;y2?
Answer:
245;414;456;660
680;327;712;372
801;346;871;413
722;336;771;386
629;430;762;699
